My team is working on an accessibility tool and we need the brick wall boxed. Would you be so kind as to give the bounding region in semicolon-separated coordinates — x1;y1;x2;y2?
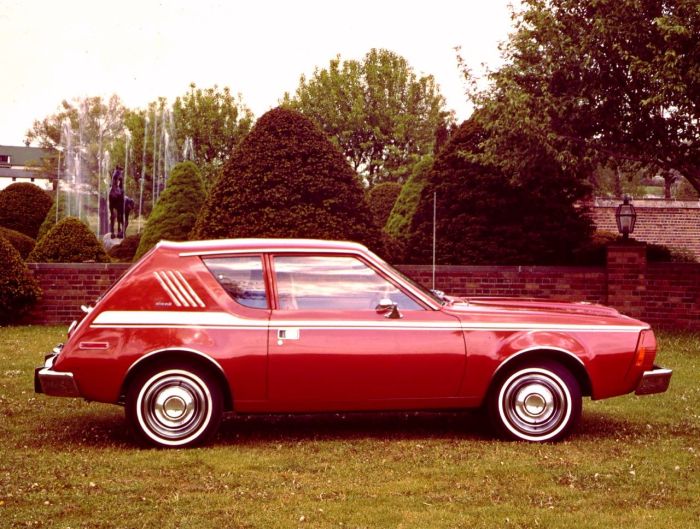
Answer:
589;198;700;260
22;250;700;330
395;265;606;303
24;263;130;325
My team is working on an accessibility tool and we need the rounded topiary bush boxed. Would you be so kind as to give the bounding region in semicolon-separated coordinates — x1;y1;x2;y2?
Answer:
192;107;381;250
0;182;53;239
134;161;206;259
109;233;142;262
0;226;35;259
0;236;41;323
28;217;110;263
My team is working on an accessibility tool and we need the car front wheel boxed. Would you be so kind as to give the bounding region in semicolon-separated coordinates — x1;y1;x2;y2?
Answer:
126;363;223;448
489;361;582;442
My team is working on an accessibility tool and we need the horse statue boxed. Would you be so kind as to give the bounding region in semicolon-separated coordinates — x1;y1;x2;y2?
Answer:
108;167;126;238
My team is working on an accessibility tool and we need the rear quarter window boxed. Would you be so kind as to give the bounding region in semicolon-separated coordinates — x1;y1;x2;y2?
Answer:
202;256;268;309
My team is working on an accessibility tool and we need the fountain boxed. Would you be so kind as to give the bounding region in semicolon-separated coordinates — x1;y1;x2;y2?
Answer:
53;96;185;243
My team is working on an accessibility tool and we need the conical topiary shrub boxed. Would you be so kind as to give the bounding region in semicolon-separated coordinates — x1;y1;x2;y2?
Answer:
36;193;67;243
0;236;41;323
0;182;53;239
385;155;433;238
366;182;401;229
134;161;206;260
192;107;381;250
407;118;592;265
28;217;110;263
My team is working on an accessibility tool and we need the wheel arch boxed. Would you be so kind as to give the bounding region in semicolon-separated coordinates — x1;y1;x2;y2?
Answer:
491;346;592;398
119;348;233;411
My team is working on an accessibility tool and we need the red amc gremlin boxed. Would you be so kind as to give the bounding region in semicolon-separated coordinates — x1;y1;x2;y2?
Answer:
35;238;672;447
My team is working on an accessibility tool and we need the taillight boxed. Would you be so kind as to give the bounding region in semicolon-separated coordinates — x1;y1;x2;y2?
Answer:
634;330;657;370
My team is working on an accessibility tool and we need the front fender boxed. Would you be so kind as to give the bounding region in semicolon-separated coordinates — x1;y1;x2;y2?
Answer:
461;330;591;404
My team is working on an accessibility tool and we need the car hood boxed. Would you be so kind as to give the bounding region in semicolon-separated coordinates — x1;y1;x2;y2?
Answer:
441;296;647;327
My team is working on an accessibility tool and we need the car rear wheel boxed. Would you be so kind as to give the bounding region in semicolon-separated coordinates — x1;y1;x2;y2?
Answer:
488;361;581;442
125;363;223;448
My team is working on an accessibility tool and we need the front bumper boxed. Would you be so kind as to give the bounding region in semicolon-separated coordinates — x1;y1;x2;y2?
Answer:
34;352;81;398
635;365;672;396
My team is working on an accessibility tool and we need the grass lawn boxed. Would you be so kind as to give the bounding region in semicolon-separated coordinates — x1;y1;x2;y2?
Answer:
1;326;699;528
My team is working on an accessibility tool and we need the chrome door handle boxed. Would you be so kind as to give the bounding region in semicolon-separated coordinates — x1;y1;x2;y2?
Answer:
277;328;300;345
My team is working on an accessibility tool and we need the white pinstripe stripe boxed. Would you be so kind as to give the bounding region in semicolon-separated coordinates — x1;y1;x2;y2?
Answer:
90;310;645;333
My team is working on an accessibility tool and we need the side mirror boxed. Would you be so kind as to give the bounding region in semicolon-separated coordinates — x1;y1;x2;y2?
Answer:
375;298;402;319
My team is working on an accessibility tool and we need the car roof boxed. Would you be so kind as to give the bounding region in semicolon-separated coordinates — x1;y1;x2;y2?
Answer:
157;238;370;256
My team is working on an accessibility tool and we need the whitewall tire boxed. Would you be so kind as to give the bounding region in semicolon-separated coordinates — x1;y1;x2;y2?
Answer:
126;364;223;448
489;362;582;442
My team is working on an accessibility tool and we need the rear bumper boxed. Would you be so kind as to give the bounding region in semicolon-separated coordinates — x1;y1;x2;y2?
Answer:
635;365;672;396
34;353;81;398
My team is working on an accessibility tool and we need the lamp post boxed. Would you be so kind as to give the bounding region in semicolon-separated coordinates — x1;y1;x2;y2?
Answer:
615;196;637;240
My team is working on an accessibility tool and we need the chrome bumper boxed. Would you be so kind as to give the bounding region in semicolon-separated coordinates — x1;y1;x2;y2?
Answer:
34;353;81;398
635;365;672;396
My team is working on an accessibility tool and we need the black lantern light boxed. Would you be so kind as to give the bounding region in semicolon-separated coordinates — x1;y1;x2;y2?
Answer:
615;195;637;240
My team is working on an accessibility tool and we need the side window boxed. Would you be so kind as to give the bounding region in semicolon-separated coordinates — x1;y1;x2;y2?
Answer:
203;256;268;309
273;255;423;311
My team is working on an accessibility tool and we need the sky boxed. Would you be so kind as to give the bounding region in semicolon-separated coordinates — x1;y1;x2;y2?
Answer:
0;0;518;145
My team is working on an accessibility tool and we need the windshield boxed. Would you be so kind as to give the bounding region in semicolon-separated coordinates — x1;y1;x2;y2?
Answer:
371;254;445;305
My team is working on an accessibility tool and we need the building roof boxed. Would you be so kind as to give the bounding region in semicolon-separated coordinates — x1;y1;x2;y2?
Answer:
0;145;55;167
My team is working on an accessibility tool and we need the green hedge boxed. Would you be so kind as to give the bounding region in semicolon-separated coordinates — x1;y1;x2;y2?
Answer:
28;217;110;263
0;183;53;239
192;107;381;251
0;226;35;259
0;236;41;323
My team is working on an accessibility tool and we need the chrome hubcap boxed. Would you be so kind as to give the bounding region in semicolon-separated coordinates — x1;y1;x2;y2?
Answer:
138;371;211;443
500;370;569;439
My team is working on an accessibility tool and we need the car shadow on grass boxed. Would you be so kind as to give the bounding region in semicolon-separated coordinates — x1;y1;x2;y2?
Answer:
29;408;667;449
215;410;494;446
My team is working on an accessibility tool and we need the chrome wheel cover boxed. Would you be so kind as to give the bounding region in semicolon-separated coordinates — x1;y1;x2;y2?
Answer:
498;368;572;441
136;369;213;446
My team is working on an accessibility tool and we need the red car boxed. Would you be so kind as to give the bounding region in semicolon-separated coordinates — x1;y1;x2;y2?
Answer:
35;239;672;447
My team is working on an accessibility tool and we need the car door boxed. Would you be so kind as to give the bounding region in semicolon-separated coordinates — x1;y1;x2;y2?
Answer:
267;253;466;411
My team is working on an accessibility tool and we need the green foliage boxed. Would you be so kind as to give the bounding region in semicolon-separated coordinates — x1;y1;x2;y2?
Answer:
173;83;253;175
193;107;381;250
407;118;593;265
0;226;35;260
0;182;53;239
366;182;401;229
284;49;452;186
461;0;700;194
0;237;41;323
135;161;206;259
385;156;433;238
108;234;142;262
28;217;110;263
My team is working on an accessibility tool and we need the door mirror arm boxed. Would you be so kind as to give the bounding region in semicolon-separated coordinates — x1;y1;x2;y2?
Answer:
376;298;403;319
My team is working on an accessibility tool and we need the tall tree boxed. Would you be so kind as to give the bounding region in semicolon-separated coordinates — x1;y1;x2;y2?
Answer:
461;0;700;193
173;83;253;168
284;49;453;186
192;107;381;250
